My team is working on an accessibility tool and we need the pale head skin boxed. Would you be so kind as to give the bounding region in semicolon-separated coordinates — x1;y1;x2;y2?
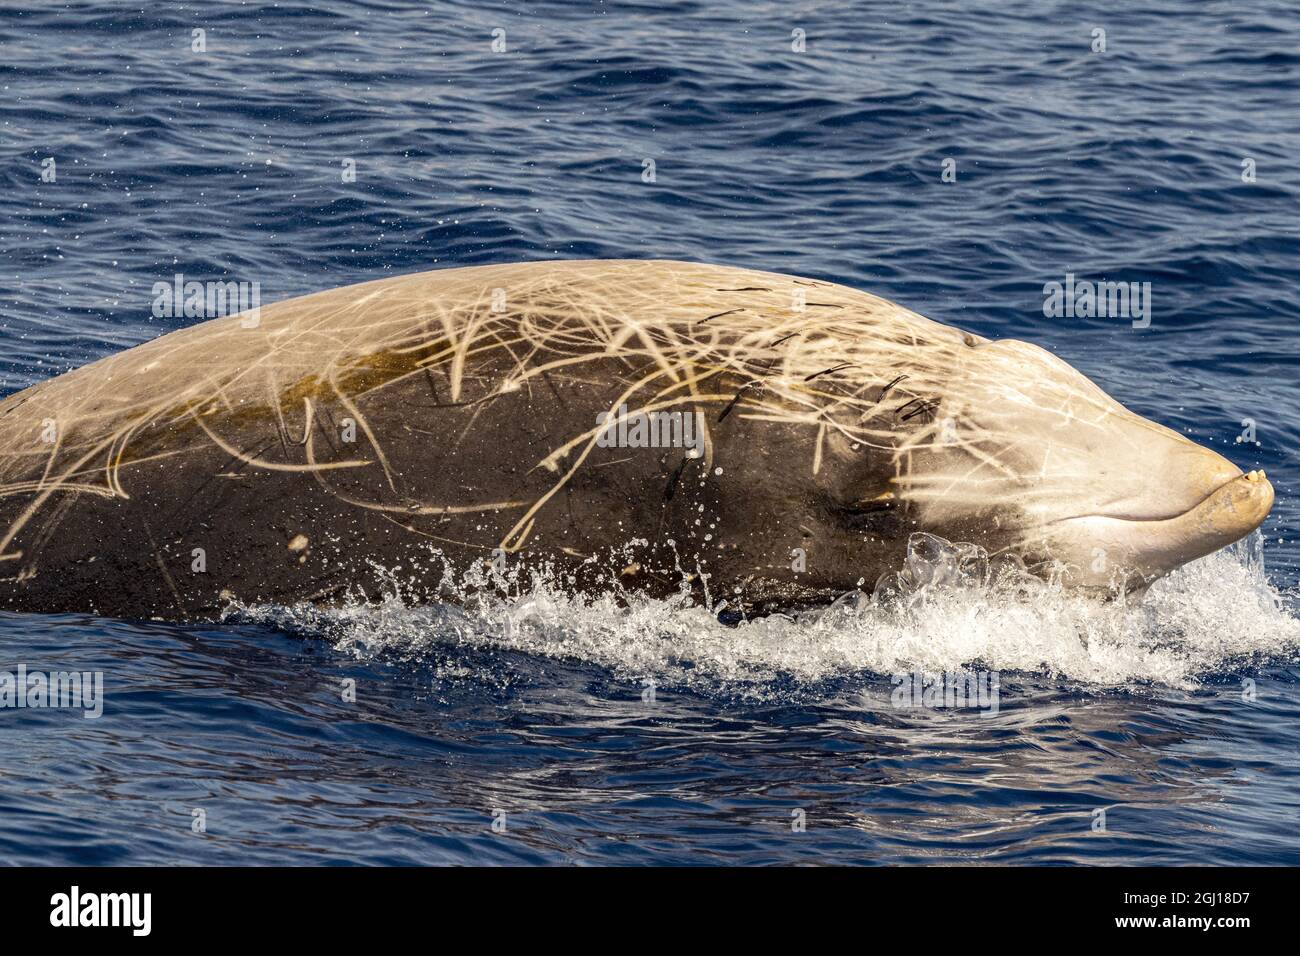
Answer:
899;336;1273;588
0;260;1273;618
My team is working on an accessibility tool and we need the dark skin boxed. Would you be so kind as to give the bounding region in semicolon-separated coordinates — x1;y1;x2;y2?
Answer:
0;349;922;621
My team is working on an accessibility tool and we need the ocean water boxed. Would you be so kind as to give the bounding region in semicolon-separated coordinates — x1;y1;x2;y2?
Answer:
1;0;1299;865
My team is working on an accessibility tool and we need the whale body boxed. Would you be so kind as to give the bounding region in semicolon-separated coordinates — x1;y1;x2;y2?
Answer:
0;260;1273;620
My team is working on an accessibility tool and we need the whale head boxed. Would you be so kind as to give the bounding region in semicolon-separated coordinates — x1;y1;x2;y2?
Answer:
882;335;1273;590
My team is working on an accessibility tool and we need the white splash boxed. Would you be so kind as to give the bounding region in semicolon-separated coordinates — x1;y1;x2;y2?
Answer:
233;532;1300;693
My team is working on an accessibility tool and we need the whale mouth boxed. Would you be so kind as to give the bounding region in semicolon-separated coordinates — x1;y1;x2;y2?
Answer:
1048;470;1274;576
1053;470;1272;527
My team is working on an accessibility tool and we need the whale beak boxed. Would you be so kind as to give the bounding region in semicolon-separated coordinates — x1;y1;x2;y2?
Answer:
1049;463;1274;584
1168;467;1274;555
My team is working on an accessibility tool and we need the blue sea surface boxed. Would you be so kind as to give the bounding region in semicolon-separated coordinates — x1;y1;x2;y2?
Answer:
1;0;1298;865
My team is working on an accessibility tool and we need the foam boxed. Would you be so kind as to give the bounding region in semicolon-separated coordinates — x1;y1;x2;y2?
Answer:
231;531;1300;696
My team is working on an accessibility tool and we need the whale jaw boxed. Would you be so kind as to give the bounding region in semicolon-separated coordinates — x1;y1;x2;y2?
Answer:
1041;468;1274;588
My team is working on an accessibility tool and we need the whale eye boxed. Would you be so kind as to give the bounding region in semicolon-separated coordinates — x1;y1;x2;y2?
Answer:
962;333;978;347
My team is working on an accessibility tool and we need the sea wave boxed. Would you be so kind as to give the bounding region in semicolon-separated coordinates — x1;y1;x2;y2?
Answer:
232;531;1300;695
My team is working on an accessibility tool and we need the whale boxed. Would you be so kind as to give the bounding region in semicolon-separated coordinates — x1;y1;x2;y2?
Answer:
0;259;1274;621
